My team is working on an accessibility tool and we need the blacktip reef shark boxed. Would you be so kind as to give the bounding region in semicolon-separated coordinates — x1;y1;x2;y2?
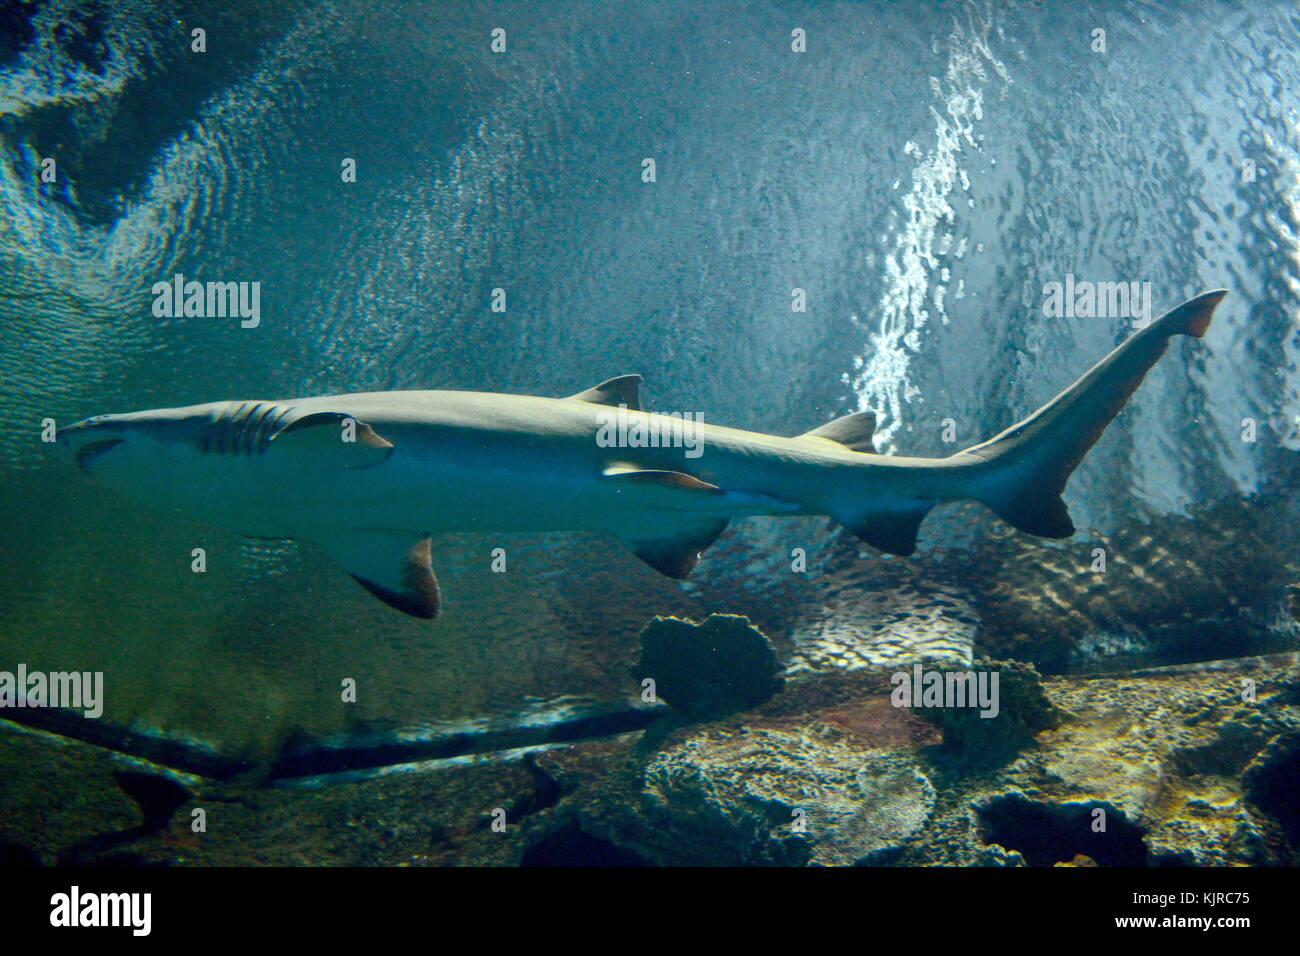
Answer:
58;291;1226;620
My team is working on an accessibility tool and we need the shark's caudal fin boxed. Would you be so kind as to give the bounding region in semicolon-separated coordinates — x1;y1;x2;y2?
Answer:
957;289;1227;538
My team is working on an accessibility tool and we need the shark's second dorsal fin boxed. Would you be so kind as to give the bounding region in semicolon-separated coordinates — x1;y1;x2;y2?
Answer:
568;375;642;410
799;411;878;453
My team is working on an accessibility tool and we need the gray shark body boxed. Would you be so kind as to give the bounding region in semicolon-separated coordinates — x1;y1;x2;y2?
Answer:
58;291;1226;618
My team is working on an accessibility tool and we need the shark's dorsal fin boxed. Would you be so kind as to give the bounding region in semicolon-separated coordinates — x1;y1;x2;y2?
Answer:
568;375;642;411
320;531;441;619
268;412;394;468
799;411;878;453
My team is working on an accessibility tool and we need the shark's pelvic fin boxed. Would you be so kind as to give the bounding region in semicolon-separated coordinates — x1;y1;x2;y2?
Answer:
568;375;643;410
958;289;1227;538
798;411;878;453
603;463;728;573
268;411;395;468
322;531;440;619
622;518;729;579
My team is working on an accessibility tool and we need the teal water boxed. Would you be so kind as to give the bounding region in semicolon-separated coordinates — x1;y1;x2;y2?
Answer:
0;0;1297;758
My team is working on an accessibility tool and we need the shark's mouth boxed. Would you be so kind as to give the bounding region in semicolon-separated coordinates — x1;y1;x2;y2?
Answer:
74;438;124;472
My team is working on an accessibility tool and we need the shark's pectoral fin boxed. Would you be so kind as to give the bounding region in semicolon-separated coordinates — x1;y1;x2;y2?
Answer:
568;375;643;410
835;501;935;556
320;531;440;619
602;463;721;493
798;411;879;453
621;519;729;579
268;412;394;469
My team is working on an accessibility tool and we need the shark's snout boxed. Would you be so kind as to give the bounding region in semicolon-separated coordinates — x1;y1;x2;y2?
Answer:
59;416;129;473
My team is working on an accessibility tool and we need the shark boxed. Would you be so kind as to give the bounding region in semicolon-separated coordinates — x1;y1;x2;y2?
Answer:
57;290;1226;619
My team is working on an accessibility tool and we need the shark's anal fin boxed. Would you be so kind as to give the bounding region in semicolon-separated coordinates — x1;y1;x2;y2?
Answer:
568;375;643;411
321;532;441;619
798;411;878;453
268;412;395;469
622;519;729;579
838;502;935;556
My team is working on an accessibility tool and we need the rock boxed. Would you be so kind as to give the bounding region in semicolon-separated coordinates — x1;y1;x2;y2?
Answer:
1243;730;1300;862
971;662;1300;866
585;724;935;866
785;582;977;674
1145;799;1280;867
973;791;1148;866
918;658;1065;764
1281;655;1300;705
959;496;1299;674
971;843;1025;866
112;769;194;831
633;614;784;719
